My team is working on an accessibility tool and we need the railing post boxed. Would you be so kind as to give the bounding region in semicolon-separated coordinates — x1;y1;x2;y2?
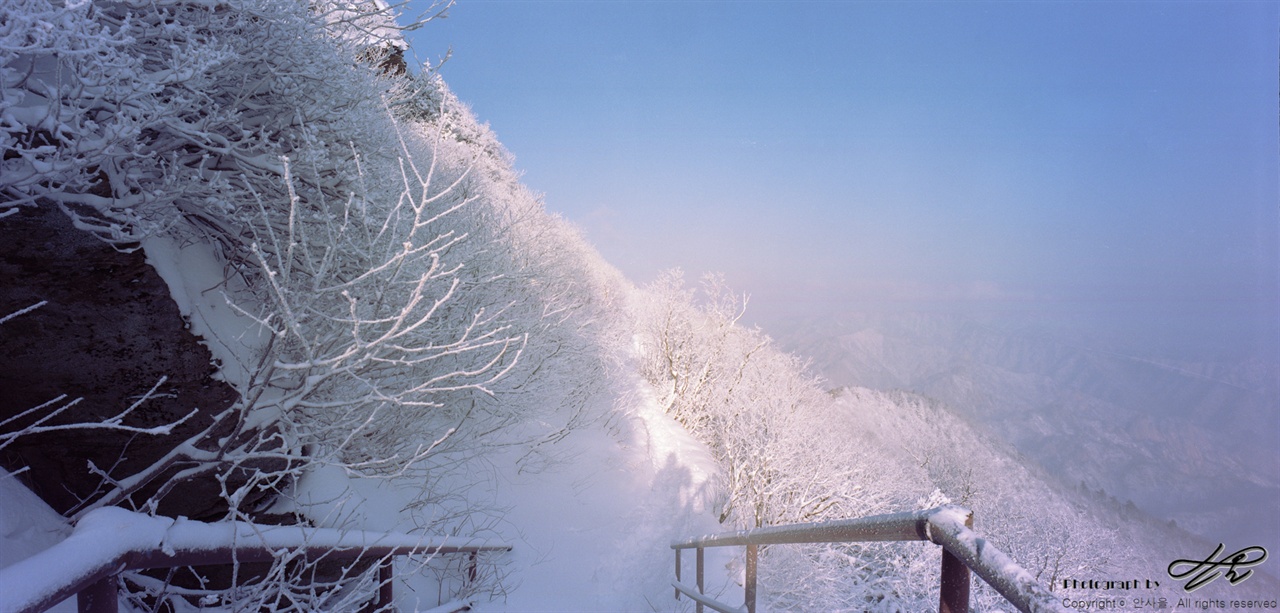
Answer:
363;558;396;613
669;506;1060;613
938;513;973;613
939;548;970;613
675;549;682;600
696;547;705;613
380;557;395;608
467;551;478;584
78;576;118;613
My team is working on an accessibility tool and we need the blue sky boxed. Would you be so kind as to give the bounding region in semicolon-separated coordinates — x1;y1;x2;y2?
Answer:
404;1;1278;358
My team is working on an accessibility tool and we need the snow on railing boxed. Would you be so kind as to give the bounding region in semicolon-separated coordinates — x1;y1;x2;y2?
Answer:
671;505;1067;613
0;506;511;613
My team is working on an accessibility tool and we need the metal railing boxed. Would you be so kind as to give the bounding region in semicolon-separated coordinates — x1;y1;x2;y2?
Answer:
0;507;511;613
671;505;1066;613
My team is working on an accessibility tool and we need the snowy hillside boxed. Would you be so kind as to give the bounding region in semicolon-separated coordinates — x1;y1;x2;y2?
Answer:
771;310;1280;561
4;0;1278;611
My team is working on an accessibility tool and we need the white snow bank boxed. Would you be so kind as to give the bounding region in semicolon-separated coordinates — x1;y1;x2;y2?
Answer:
456;378;736;612
0;469;74;612
142;234;272;393
0;507;181;613
0;504;508;613
260;377;737;612
0;470;70;570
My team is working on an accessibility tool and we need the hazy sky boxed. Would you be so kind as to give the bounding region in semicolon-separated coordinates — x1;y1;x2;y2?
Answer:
404;1;1278;358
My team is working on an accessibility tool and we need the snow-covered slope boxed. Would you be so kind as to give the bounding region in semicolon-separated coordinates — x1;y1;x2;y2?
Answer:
0;470;74;612
462;378;734;611
253;370;737;612
7;0;1277;610
772;310;1280;560
3;1;737;608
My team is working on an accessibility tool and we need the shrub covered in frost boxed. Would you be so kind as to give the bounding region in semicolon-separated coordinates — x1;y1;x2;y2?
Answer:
2;0;624;608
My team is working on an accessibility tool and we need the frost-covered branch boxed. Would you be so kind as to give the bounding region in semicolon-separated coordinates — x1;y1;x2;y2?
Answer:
0;379;198;454
3;0;617;607
0;305;198;455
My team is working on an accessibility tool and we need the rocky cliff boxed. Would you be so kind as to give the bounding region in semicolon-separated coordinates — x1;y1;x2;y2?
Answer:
0;205;241;520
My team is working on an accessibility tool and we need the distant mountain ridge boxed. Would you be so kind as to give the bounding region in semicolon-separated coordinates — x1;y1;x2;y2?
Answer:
771;310;1280;558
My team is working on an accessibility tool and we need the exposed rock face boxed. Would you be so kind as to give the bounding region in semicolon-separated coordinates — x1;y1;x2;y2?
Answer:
0;205;242;519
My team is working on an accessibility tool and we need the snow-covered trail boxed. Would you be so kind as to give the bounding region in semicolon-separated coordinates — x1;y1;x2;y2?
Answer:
0;385;740;613
460;381;737;612
274;377;742;612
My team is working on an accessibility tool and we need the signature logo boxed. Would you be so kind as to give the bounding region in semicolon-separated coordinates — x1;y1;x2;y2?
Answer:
1168;544;1268;592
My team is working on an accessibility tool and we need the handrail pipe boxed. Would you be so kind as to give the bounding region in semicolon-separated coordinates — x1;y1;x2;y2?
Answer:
0;507;511;613
671;505;1066;613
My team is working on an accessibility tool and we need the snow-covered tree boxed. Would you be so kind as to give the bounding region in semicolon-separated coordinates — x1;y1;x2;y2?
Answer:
628;269;1174;609
2;0;625;607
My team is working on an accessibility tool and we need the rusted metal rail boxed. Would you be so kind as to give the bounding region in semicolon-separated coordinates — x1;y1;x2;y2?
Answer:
0;507;511;613
671;505;1066;613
